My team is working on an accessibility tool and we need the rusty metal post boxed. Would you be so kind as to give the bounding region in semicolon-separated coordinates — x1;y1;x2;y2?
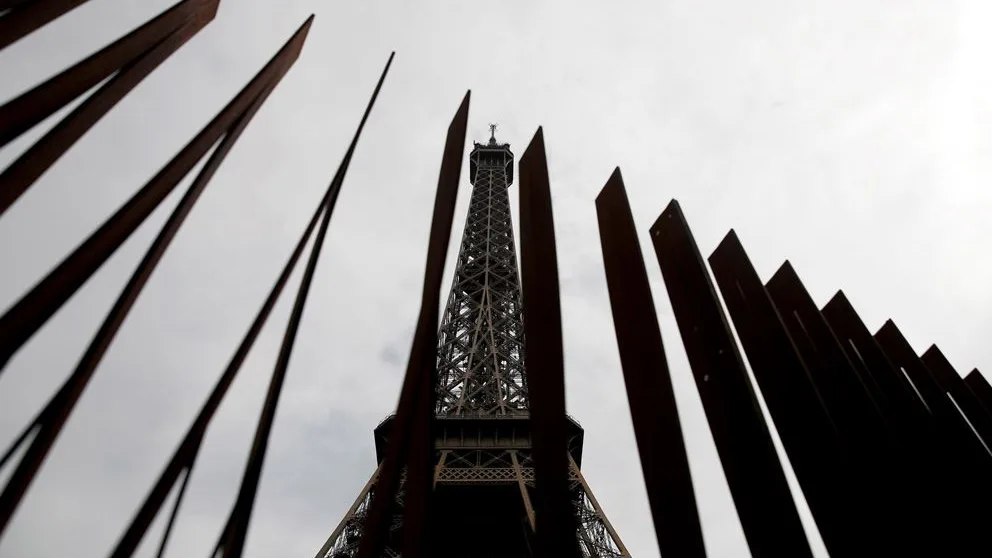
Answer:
0;7;307;373
517;127;580;558
648;201;811;558
0;0;221;215
594;169;705;558
922;346;992;451
0;0;92;49
0;15;313;542
766;262;887;446
708;231;871;557
966;370;992;418
356;91;470;558
821;293;928;432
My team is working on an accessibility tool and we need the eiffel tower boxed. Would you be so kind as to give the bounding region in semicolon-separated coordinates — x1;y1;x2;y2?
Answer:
313;126;629;558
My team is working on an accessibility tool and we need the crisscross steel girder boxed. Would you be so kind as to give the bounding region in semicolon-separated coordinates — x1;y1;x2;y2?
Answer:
436;153;528;417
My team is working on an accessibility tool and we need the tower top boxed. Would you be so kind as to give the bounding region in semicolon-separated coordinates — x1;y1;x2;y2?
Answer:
488;123;498;145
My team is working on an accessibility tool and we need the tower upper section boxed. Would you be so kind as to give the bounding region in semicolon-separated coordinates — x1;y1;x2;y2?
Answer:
435;129;528;417
470;127;514;185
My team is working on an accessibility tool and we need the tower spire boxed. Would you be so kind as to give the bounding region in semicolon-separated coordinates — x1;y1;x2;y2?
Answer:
489;122;498;145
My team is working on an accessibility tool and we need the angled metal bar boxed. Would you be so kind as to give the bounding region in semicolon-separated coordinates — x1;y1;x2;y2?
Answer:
765;263;913;554
872;320;987;554
875;321;954;421
648;201;811;558
0;74;275;539
766;262;887;447
821;292;928;431
0;11;307;373
356;91;470;558
0;0;90;49
399;91;470;558
517;127;580;558
0;0;220;215
594;169;704;558
0;0;218;148
108;47;393;558
922;346;992;452
708;232;866;557
966;370;992;418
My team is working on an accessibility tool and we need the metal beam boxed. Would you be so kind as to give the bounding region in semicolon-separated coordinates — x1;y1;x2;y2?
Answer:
648;201;811;558
708;231;863;557
356;91;470;558
594;169;704;558
0;16;314;541
0;0;220;215
517;127;580;558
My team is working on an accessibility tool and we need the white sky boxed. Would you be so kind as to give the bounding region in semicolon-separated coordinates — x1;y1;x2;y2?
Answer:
2;1;991;557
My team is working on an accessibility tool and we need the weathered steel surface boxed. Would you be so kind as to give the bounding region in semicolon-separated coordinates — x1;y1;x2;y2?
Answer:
649;201;811;558
594;169;704;558
966;370;992;418
0;0;93;49
766;262;887;446
0;5;304;373
708;232;866;557
517;127;580;558
922;346;992;450
355;91;470;558
0;15;313;542
0;0;220;215
821;293;927;431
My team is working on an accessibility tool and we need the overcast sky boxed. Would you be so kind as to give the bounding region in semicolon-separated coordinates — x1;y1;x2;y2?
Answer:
2;0;991;557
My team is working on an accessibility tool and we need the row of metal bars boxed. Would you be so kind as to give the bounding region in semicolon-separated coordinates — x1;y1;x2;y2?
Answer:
5;2;992;558
0;2;591;556
596;171;992;557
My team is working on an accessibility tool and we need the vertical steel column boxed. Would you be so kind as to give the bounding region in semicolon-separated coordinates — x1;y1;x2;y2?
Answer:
517;127;580;558
0;0;93;49
821;293;928;432
765;262;887;446
966;370;992;418
648;201;811;558
922;346;992;450
764;263;908;554
708;232;865;557
873;320;987;554
356;92;470;558
0;17;314;541
594;170;705;558
0;6;302;372
110;51;393;558
0;0;220;215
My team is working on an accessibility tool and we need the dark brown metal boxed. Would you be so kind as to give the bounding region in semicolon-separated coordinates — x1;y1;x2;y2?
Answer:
0;0;91;49
0;7;305;373
108;47;393;558
708;231;868;556
399;91;471;558
648;201;811;558
594;169;705;558
517;127;580;558
356;91;470;558
765;263;914;554
0;0;219;216
922;346;992;451
966;370;992;418
0;75;274;539
821;292;928;431
766;262;887;447
873;320;988;554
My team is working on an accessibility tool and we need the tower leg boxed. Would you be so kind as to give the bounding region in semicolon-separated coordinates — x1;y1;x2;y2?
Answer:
568;454;630;558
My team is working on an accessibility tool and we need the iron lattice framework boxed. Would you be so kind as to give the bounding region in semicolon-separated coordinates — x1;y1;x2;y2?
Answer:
436;133;528;416
315;132;628;557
